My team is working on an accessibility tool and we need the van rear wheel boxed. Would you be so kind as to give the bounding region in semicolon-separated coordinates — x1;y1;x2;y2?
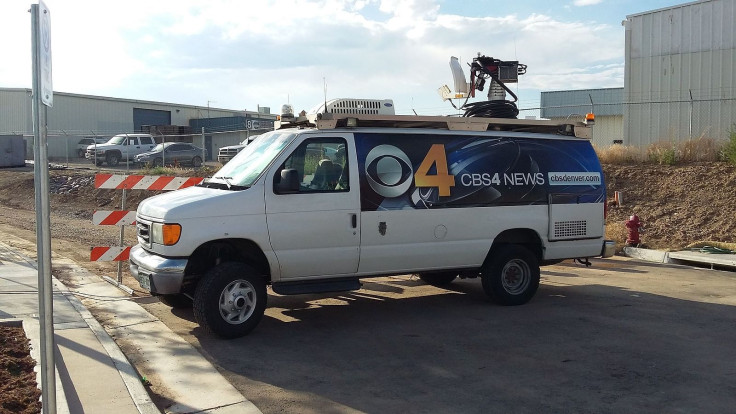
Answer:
193;262;267;338
482;245;539;305
418;272;457;287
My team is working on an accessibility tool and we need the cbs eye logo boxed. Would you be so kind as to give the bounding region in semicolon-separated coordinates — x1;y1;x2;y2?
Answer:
364;145;414;198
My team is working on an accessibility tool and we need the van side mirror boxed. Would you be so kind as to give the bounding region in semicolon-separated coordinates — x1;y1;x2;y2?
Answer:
277;169;300;194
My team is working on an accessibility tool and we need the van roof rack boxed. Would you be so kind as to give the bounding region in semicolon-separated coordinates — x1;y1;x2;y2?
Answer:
276;113;591;139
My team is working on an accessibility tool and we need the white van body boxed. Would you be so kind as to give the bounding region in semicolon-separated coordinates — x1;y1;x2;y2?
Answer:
130;114;613;338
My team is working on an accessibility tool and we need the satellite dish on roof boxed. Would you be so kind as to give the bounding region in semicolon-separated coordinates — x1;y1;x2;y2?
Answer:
450;56;469;95
438;56;471;101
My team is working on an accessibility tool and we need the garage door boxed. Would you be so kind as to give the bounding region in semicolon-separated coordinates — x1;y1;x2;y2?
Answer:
133;108;171;132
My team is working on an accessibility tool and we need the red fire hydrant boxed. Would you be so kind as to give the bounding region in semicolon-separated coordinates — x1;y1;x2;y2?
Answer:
625;214;643;246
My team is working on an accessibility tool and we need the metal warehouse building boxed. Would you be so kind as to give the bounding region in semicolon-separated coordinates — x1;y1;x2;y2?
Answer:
0;88;276;161
540;88;624;148
541;0;735;148
623;0;736;147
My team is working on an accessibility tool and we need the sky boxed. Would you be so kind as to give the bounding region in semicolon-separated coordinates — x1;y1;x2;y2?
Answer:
0;0;683;117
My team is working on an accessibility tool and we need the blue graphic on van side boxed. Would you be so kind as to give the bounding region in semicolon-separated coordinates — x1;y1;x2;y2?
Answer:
355;133;605;211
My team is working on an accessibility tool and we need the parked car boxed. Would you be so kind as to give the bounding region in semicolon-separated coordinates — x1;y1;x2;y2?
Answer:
135;142;206;168
76;137;107;158
86;134;156;166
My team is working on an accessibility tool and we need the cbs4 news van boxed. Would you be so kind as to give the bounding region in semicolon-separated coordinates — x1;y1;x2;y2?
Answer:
130;103;615;338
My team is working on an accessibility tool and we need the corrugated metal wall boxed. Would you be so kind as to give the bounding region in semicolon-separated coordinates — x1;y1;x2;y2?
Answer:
0;88;276;159
546;116;623;148
624;0;736;147
541;88;624;118
540;89;624;148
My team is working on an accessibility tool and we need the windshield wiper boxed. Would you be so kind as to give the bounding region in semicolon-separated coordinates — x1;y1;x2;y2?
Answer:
198;176;249;191
220;176;233;189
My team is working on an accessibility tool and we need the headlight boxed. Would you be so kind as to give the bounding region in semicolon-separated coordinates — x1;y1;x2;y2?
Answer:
151;223;182;246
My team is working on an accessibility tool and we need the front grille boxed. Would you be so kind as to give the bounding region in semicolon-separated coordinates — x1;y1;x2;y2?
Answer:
137;221;150;246
219;148;240;156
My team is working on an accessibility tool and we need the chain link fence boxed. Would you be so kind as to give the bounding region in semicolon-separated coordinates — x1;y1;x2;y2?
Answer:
522;96;735;149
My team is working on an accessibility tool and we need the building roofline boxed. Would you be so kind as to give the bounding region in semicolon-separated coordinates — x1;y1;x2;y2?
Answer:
541;87;624;94
626;0;715;19
0;87;276;119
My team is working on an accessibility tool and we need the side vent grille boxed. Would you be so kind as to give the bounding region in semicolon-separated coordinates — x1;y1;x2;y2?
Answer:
554;220;587;238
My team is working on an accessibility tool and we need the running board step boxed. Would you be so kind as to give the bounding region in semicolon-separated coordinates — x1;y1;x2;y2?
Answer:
272;278;362;295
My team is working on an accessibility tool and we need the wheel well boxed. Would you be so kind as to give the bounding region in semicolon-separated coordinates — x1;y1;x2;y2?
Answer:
183;239;271;293
486;229;543;264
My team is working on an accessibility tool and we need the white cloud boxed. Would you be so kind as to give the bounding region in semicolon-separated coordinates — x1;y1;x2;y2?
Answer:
573;0;604;6
0;0;625;115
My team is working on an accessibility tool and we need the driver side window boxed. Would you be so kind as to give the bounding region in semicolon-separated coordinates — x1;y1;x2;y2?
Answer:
279;138;349;193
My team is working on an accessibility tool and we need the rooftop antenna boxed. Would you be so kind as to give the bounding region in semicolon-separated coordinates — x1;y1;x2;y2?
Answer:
323;77;328;113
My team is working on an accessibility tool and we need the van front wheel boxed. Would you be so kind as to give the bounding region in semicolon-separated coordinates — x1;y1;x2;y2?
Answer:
193;262;267;338
482;245;539;306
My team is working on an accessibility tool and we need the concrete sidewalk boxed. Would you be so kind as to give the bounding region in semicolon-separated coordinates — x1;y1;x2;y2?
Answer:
0;239;261;413
624;246;736;270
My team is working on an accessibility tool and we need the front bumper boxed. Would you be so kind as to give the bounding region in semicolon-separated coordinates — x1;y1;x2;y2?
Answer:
601;240;616;258
129;244;188;294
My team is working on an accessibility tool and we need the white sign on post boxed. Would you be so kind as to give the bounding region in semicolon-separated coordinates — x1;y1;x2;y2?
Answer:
39;0;53;107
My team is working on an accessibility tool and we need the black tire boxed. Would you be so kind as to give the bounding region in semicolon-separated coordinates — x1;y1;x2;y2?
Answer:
106;152;120;167
77;149;85;158
158;293;192;308
481;245;540;306
418;271;457;287
192;156;202;168
153;158;163;167
193;262;267;339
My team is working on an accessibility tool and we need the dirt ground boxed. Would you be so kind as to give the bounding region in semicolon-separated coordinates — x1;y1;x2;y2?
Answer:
603;162;736;249
0;161;734;411
0;326;42;414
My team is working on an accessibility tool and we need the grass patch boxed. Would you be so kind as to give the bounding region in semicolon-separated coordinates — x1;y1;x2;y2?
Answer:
722;125;736;165
679;136;723;162
595;130;733;166
647;141;680;165
140;165;218;176
594;144;643;164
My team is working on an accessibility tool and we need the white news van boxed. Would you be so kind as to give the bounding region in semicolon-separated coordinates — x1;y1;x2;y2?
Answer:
130;110;615;338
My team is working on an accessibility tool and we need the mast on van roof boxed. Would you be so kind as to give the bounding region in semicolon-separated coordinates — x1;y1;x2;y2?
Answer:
438;53;527;119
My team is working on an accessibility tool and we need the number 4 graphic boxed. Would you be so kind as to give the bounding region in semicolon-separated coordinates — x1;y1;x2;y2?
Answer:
414;144;455;196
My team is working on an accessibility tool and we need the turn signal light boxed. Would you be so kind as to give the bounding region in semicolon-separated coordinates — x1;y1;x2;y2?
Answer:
162;224;182;246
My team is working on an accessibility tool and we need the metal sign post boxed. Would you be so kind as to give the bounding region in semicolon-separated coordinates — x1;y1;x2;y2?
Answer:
31;1;56;413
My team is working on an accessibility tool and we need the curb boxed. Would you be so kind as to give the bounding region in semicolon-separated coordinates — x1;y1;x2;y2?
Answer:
53;258;262;414
56;279;159;414
623;246;669;263
623;246;736;271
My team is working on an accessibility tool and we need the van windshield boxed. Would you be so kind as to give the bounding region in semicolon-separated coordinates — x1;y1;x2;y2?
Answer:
210;131;294;188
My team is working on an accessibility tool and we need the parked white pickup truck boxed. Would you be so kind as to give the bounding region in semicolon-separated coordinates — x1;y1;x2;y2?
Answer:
86;133;156;166
217;135;260;164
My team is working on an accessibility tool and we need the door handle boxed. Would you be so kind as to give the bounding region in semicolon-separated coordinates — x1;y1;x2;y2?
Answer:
350;213;357;229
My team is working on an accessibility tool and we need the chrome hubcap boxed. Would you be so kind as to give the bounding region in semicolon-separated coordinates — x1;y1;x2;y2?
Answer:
501;259;531;295
219;279;256;324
